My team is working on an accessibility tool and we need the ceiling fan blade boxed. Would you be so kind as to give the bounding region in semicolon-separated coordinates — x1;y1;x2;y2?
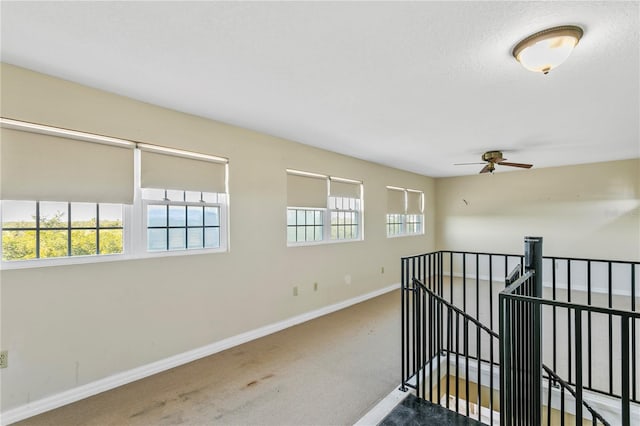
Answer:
479;164;492;174
500;161;533;169
454;162;486;166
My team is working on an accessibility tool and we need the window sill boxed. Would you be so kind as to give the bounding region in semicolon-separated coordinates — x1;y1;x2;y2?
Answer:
287;238;363;248
0;247;228;270
386;233;425;239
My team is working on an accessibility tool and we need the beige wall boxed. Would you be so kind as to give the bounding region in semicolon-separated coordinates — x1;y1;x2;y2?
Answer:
0;64;435;411
435;160;640;261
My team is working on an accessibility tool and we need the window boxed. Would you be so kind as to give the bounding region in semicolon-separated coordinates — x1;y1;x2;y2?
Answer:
329;196;360;240
141;189;225;252
1;201;123;261
286;170;362;245
386;186;424;237
287;208;323;243
0;119;229;266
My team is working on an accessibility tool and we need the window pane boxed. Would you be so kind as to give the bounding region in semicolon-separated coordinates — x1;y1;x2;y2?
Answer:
204;207;219;226
204;227;220;248
2;230;36;260
297;210;306;225
187;228;203;249
187;206;204;226
185;191;202;202
99;204;123;228
314;226;323;241
306;226;315;241
166;189;183;201
315;210;322;224
331;211;338;225
147;205;167;227
287;226;297;242
169;206;186;227
99;229;123;254
71;230;97;256
40;202;68;228
71;203;96;228
40;230;68;258
147;229;166;251
328;197;336;209
296;226;305;241
141;188;165;201
2;200;36;228
168;228;186;250
201;192;219;203
287;209;296;226
306;210;315;224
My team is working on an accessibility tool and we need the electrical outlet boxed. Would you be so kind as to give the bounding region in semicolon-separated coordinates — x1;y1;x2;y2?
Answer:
0;351;7;368
313;282;318;291
293;286;298;296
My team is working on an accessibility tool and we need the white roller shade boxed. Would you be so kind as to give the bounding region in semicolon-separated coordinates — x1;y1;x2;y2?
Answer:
387;187;406;214
330;179;361;199
0;128;134;203
140;149;226;193
407;190;423;214
287;173;327;208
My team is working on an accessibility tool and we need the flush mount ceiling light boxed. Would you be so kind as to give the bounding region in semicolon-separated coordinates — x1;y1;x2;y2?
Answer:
512;25;583;74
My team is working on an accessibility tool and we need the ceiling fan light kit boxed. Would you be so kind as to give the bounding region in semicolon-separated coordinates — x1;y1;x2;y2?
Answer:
513;25;583;74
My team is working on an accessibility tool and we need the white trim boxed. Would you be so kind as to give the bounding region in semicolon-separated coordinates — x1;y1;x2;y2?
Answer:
353;386;409;426
0;117;135;148
0;283;400;425
137;143;227;164
285;169;327;179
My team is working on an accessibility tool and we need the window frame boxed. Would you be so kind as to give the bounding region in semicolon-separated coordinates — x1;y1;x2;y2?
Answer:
386;187;425;238
0;125;230;268
139;193;227;257
286;171;363;247
0;200;132;269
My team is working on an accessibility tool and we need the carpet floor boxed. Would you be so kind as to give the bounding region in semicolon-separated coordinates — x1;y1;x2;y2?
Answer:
15;289;400;426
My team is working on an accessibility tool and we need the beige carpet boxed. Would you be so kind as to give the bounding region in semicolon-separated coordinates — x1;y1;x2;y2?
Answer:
15;290;400;426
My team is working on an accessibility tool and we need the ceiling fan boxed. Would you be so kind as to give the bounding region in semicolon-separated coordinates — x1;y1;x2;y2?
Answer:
455;151;533;174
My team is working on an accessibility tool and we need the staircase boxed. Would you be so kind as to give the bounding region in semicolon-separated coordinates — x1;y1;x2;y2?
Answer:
399;238;640;425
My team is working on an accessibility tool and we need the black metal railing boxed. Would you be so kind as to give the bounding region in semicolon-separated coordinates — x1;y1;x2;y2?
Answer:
502;289;639;425
402;276;501;424
500;269;540;425
543;365;610;426
400;243;639;425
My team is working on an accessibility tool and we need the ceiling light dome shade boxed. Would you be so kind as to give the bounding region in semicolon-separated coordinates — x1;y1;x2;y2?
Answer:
513;25;583;74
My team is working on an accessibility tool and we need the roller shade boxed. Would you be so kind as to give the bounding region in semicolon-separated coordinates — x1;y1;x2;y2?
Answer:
287;173;327;208
407;190;423;214
330;179;361;199
0;128;134;203
140;149;226;193
387;187;406;214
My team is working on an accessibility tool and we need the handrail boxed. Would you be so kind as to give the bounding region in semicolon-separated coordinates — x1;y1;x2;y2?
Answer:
413;278;499;339
403;250;640;265
503;292;640;319
542;364;611;426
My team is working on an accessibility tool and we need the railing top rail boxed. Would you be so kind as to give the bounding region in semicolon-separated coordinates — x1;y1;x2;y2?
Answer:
505;264;523;286
401;250;639;265
501;270;535;295
412;278;499;339
503;292;640;319
542;364;611;426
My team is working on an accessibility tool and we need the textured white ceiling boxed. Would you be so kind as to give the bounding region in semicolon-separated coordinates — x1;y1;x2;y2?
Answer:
1;1;638;177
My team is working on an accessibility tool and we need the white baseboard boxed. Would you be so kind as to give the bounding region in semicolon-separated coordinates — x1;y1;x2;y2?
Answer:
1;283;400;425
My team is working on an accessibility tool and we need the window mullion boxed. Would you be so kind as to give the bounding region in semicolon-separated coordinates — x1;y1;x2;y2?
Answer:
67;202;72;256
36;201;41;259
